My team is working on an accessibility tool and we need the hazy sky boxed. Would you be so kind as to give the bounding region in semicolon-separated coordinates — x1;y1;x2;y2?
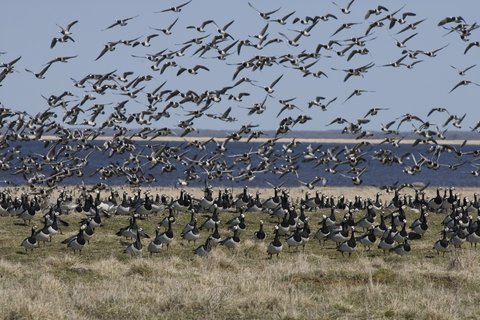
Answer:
1;0;479;133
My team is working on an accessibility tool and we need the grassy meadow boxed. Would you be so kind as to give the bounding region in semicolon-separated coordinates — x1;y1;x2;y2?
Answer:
0;186;479;320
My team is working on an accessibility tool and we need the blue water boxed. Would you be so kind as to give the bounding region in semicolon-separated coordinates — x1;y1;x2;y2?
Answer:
2;141;479;187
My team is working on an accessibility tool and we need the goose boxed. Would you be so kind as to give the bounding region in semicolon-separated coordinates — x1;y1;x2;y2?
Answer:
373;213;388;238
200;204;220;232
194;236;213;257
84;206;102;228
433;228;450;255
182;209;197;235
393;220;409;243
220;225;241;250
126;229;144;257
187;20;215;32
21;226;38;252
62;225;87;254
116;215;138;239
270;10;296;25
378;227;396;253
356;205;376;231
450;227;467;248
150;17;178;35
338;227;356;256
158;217;174;249
18;201;37;225
158;0;192;13
332;0;356;14
102;15;138;30
356;228;376;250
24;64;52;79
182;218;200;245
253;74;283;94
147;227;164;256
136;193;153;216
47;211;67;237
252;220;266;241
325;206;337;227
328;220;350;246
209;222;221;246
116;192;132;215
160;207;176;229
364;5;388;20
466;222;480;247
277;212;291;236
314;215;331;244
229;213;246;235
287;223;304;251
391;239;411;256
299;218;311;251
227;210;244;228
246;191;263;213
177;64;209;76
35;216;51;246
247;2;281;20
82;219;95;244
262;187;282;210
267;226;283;258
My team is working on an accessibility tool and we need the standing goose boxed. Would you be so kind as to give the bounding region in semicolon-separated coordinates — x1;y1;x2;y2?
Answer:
328;220;350;246
62;225;87;254
193;236;213;257
35;216;51;246
277;211;291;236
182;218;200;245
378;227;396;253
391;238;411;256
200;204;220;232
126;229;144;257
220;225;241;250
147;227;164;256
433;228;450;255
428;188;444;211
229;213;246;235
356;205;376;231
267;226;283;258
18;200;37;225
325;206;337;227
252;220;266;241
116;215;138;239
286;223;303;251
182;209;197;235
299;218;311;251
314;215;331;244
410;206;428;238
21;226;38;252
373;213;387;238
393;220;409;243
356;228;377;251
160;207;176;229
338;227;356;256
209;222;221;246
158;217;175;249
467;221;480;247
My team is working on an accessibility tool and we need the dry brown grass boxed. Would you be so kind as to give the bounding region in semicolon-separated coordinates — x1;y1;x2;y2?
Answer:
0;186;480;320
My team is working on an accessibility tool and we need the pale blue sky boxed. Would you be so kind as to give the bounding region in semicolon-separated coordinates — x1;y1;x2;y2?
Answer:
1;0;479;132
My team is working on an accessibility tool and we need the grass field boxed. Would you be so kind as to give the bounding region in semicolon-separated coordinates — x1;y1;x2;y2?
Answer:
0;186;479;320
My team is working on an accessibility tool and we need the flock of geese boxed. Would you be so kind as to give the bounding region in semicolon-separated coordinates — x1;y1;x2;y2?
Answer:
2;185;479;258
0;1;479;188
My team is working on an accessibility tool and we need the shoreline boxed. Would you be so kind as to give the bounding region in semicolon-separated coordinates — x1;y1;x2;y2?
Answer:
26;135;480;145
1;185;478;203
